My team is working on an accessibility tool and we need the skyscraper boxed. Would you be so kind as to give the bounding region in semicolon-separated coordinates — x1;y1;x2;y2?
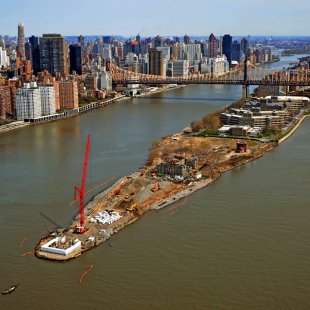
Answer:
181;44;202;66
103;36;112;44
149;48;165;76
219;35;223;55
208;33;219;58
25;42;31;61
156;46;170;62
29;36;41;75
136;34;141;43
17;23;26;59
154;35;162;48
241;38;249;56
69;44;82;74
0;47;10;68
0;38;5;49
78;35;85;48
232;40;241;62
40;34;67;76
222;34;232;67
184;34;190;44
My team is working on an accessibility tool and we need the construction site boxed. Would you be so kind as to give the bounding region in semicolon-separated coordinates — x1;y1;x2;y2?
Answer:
35;133;274;261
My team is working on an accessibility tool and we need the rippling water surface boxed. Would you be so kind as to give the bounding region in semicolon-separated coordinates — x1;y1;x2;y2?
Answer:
0;54;309;309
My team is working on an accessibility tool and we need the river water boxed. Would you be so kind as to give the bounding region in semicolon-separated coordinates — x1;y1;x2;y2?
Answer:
0;54;309;309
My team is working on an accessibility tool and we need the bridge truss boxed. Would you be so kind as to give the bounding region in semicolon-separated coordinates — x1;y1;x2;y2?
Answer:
108;62;310;87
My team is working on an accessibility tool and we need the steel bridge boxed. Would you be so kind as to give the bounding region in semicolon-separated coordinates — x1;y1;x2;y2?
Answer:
108;62;310;87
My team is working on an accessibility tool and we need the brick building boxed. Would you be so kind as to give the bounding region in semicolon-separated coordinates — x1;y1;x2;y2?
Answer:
58;80;79;109
0;86;16;118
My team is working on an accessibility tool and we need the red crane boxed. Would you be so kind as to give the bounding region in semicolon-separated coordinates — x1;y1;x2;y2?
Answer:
74;134;91;233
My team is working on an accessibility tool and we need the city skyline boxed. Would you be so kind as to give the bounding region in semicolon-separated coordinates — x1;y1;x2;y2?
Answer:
0;0;309;36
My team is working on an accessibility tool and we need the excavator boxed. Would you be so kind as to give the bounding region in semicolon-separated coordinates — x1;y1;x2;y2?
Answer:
127;203;138;212
124;192;135;202
151;181;160;192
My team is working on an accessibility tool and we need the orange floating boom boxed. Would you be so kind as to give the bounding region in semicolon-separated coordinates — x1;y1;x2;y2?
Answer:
80;265;93;284
20;236;28;247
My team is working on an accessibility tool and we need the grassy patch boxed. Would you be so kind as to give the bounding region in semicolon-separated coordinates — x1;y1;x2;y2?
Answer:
263;130;282;138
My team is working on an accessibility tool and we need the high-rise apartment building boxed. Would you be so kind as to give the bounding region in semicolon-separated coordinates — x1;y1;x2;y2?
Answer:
17;23;26;59
25;42;32;61
154;35;162;48
103;36;112;44
69;45;82;74
97;69;112;91
40;86;56;115
241;38;249;56
53;81;60;110
29;36;41;75
232;40;241;62
172;60;189;77
149;48;165;76
208;33;219;58
78;35;85;48
58;80;79;109
0;38;5;49
0;86;16;118
16;83;56;119
219;35;223;55
172;43;181;60
222;34;232;67
85;75;97;94
184;34;190;44
156;46;170;62
201;55;229;75
181;44;202;66
136;34;141;43
0;47;10;68
16;83;42;120
102;44;112;60
40;34;67;76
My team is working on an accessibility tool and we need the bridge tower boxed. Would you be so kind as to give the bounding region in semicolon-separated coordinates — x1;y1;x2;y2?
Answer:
286;69;290;96
242;57;249;99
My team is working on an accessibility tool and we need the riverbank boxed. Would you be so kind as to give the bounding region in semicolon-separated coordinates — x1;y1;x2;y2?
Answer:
0;84;185;135
256;58;280;67
0;95;126;135
0;121;30;133
278;113;310;144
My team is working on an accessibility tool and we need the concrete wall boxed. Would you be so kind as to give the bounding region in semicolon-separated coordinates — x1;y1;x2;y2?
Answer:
40;237;81;256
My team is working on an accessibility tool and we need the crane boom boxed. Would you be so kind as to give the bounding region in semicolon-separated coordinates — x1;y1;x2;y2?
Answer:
75;134;91;233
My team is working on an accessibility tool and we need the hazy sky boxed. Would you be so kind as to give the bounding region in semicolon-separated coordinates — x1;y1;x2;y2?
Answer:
1;0;309;36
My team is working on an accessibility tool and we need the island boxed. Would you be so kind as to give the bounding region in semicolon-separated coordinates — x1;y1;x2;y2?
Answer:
35;95;310;261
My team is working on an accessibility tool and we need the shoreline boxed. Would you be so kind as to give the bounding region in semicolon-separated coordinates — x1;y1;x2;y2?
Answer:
278;114;309;144
0;85;185;135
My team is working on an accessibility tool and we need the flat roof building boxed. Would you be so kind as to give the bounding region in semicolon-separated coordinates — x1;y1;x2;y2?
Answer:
40;34;67;76
16;83;42;120
58;80;79;110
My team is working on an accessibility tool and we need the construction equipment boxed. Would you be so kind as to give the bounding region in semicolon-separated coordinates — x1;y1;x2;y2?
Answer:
124;192;135;202
73;135;91;234
127;204;138;212
151;181;160;192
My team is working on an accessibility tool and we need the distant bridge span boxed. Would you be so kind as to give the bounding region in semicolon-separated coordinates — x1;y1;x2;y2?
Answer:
107;62;310;87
